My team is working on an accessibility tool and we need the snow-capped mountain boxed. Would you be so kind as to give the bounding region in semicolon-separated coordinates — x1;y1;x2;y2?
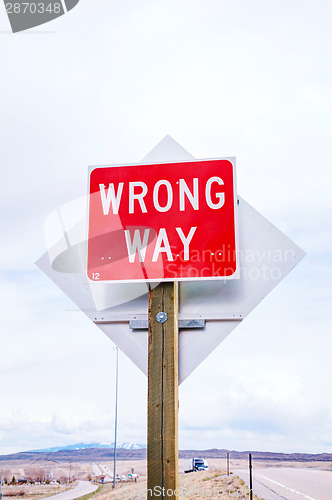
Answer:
30;442;146;453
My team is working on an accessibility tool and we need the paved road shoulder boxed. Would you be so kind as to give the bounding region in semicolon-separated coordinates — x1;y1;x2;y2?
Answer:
236;470;284;500
42;480;98;500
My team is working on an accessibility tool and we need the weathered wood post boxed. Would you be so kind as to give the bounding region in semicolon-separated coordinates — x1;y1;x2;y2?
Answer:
147;282;179;499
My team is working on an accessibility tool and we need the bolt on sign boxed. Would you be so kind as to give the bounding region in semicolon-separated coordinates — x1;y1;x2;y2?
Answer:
87;159;239;282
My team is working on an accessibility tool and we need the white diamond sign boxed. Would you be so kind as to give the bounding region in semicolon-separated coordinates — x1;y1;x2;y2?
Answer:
36;136;305;383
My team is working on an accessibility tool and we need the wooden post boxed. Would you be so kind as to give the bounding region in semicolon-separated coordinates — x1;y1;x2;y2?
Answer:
148;282;179;499
249;453;253;500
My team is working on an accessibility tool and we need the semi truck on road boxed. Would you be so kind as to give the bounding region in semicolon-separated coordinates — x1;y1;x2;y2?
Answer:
184;458;208;473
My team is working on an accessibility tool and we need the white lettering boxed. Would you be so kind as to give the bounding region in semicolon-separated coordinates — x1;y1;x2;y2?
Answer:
129;182;148;213
176;227;197;261
179;178;199;211
205;176;225;209
152;228;173;262
99;175;228;216
124;229;150;262
99;183;124;215
153;180;173;212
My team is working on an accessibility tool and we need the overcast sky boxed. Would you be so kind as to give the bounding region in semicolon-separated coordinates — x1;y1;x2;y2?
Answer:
0;0;331;456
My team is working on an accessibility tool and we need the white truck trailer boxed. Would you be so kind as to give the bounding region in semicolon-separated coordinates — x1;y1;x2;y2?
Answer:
184;458;209;473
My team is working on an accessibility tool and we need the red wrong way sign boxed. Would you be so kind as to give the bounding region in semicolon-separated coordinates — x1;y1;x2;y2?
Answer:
87;158;238;282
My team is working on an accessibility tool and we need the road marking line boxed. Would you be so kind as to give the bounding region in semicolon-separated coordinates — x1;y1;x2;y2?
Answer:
255;474;317;500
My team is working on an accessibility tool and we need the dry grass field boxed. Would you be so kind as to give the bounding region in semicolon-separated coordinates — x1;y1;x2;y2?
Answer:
205;457;332;472
0;459;253;499
0;460;86;499
1;482;75;499
77;470;254;499
1;456;332;499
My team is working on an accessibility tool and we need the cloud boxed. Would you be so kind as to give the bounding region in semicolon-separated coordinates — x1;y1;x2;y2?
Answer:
0;411;111;454
0;408;146;455
179;371;332;452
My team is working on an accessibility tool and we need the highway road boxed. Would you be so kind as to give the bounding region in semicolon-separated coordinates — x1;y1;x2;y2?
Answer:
98;463;113;482
91;463;102;477
91;462;113;482
42;480;98;500
237;467;332;500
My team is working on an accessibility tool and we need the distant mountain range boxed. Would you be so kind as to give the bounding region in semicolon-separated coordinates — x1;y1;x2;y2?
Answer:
1;445;332;463
29;442;147;453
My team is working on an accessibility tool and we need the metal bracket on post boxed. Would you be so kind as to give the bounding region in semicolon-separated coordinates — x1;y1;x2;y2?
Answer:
130;318;206;330
127;313;242;330
93;313;243;327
